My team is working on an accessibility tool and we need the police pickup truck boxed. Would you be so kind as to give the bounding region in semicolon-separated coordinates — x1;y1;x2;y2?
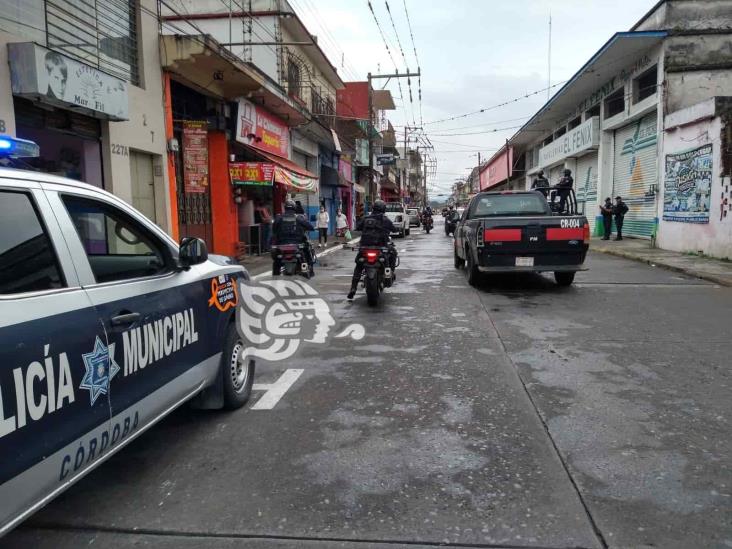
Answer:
453;190;589;287
0;137;254;536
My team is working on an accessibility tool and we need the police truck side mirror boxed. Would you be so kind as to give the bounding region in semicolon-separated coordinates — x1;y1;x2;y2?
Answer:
178;237;208;270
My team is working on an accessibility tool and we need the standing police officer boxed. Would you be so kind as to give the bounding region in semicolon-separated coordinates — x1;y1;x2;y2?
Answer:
555;168;574;213
347;199;397;299
613;196;629;241
271;199;315;276
531;170;550;196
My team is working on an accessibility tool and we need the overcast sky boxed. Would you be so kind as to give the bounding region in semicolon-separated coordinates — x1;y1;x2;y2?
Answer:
289;0;658;196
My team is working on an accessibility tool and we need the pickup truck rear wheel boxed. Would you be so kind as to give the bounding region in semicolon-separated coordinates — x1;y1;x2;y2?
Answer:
554;271;576;286
453;245;464;269
466;249;481;287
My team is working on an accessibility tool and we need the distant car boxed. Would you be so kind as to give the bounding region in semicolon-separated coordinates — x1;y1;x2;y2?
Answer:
406;208;421;227
0;140;255;536
384;202;409;237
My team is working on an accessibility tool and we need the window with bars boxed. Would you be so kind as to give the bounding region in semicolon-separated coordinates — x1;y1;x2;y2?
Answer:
0;0;140;86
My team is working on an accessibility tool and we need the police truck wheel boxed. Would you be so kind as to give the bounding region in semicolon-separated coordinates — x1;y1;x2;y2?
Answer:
466;248;481;287
554;271;575;287
222;324;254;409
454;245;465;269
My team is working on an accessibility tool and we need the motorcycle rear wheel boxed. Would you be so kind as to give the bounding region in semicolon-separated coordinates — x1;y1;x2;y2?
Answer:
365;275;380;306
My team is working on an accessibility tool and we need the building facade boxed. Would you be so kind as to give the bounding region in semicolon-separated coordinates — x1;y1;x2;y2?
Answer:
510;0;731;256
0;0;172;233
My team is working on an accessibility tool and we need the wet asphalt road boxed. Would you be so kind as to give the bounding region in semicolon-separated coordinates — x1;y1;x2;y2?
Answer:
4;219;731;549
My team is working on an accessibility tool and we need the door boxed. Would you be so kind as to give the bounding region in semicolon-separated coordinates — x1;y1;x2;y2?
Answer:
0;186;109;534
52;191;216;442
613;113;659;238
130;151;156;223
576;152;599;234
174;131;213;249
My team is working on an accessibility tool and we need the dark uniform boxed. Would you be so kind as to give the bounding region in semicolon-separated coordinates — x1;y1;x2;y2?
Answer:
613;197;629;240
347;204;397;299
599;198;614;240
555;170;574;213
531;172;550;197
271;202;315;276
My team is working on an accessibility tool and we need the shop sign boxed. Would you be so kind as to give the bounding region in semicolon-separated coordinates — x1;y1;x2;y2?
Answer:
376;154;395;166
229;162;274;186
183;121;209;194
663;144;712;224
480;147;513;190
236;98;290;158
7;42;129;121
274;166;318;193
339;156;353;182
539;117;599;168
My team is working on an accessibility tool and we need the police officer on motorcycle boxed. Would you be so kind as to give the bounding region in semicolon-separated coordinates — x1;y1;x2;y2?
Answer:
271;199;315;276
347;199;397;300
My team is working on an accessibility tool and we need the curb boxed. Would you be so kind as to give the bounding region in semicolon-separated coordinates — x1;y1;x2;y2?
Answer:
591;245;732;287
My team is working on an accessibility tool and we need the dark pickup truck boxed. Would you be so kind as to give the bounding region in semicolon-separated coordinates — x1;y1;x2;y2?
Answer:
453;190;589;286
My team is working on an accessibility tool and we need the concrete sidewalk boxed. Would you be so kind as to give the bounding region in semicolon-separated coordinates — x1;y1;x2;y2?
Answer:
591;237;732;287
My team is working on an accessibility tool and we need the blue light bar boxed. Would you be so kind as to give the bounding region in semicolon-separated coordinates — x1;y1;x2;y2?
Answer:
0;136;40;158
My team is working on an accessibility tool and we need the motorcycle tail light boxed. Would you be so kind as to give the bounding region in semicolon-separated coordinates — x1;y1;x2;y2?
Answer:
365;250;379;263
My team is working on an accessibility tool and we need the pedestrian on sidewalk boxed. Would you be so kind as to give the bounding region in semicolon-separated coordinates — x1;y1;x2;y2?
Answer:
613;196;629;241
316;205;329;247
335;208;348;243
600;197;614;240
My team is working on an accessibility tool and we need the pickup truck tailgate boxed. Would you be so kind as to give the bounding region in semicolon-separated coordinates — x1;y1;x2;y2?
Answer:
476;216;589;270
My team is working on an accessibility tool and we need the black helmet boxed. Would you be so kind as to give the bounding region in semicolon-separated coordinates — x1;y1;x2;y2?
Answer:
563;169;572;176
284;199;296;210
537;170;544;176
372;199;386;214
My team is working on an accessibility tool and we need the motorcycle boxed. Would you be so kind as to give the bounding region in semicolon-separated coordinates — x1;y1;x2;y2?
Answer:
445;215;458;236
421;214;433;234
271;243;313;278
356;246;397;306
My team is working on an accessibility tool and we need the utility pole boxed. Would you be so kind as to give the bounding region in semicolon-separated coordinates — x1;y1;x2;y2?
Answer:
505;138;511;189
402;125;422;204
367;69;421;204
477;151;481;193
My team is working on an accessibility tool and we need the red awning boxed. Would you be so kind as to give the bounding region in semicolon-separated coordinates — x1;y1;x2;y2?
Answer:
249;147;317;178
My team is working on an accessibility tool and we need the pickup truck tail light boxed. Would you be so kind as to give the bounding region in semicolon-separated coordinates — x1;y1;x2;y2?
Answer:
476;227;484;247
583;223;590;243
484;228;522;242
546;227;585;241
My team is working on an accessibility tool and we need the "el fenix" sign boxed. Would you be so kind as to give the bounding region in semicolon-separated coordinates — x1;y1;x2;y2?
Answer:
539;117;599;168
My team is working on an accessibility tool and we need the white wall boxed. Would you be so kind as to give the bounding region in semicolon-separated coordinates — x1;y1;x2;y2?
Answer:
657;115;731;259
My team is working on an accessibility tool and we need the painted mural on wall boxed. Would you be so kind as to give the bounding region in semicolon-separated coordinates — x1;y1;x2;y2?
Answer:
663;144;713;224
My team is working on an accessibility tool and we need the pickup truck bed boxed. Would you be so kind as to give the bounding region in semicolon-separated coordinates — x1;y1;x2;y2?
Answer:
454;191;589;286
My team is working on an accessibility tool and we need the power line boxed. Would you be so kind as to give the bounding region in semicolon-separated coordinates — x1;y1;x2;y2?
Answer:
401;0;422;125
383;0;415;125
366;0;407;121
423;81;568;126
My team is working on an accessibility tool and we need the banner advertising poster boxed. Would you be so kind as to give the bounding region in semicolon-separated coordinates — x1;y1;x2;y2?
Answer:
235;98;290;158
663;144;713;224
183;121;209;194
229;162;275;186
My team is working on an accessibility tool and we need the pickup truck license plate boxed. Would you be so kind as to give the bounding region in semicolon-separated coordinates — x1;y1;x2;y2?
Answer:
515;257;534;267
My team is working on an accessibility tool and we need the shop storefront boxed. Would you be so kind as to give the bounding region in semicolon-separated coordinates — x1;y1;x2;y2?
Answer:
235;97;318;247
338;155;355;228
612;113;659;238
6;43;129;191
480;146;513;191
537;117;600;230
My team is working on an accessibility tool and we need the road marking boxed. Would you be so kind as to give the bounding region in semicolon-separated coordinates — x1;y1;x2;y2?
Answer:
251;368;303;410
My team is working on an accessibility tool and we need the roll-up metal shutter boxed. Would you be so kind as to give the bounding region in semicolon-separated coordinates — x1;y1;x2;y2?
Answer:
575;152;599;233
613;113;658;238
549;164;564;186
